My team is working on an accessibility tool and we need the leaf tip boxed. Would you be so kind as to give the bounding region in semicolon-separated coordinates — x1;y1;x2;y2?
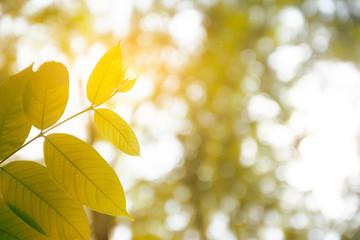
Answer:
114;41;122;52
124;212;134;221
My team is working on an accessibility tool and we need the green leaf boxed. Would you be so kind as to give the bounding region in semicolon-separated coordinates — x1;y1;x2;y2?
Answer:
23;61;69;130
0;196;49;240
116;76;138;93
94;108;140;156
86;42;124;105
0;65;33;160
43;133;132;219
0;161;89;240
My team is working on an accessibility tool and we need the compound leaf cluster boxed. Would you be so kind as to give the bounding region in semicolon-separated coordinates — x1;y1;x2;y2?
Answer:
0;42;139;239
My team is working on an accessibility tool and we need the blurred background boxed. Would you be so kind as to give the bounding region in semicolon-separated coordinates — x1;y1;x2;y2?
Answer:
1;0;360;239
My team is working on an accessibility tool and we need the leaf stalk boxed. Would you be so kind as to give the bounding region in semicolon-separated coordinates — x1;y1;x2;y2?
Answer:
0;106;94;164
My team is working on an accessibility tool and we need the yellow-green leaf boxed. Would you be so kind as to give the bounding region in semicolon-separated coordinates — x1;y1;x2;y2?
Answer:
0;196;49;240
43;133;132;219
94;108;140;156
23;61;69;130
0;161;89;240
0;65;33;160
116;76;138;93
86;42;123;105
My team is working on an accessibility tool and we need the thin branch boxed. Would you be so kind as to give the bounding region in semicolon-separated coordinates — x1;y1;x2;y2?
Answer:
0;132;43;164
42;106;93;135
0;106;94;164
0;86;122;165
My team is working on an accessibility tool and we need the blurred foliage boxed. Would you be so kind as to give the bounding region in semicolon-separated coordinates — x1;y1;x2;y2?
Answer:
2;0;360;239
124;1;360;240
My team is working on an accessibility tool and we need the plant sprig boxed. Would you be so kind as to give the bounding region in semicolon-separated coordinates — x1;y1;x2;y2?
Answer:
0;42;139;239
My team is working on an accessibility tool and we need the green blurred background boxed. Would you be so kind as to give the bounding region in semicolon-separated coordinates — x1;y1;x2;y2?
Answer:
1;0;360;239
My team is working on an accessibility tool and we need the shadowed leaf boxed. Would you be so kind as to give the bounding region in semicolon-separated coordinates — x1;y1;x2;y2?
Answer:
0;196;49;240
0;65;33;160
0;161;89;239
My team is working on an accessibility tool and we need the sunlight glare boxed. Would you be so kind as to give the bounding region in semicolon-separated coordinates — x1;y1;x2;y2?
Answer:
168;9;206;52
285;62;360;219
111;225;132;240
206;211;236;240
268;44;311;82
277;7;305;43
86;0;132;37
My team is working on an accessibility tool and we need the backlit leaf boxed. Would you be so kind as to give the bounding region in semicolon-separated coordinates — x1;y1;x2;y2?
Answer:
94;108;140;156
0;196;49;240
116;76;138;93
0;161;89;240
86;42;123;105
43;133;132;218
0;65;33;160
23;61;69;130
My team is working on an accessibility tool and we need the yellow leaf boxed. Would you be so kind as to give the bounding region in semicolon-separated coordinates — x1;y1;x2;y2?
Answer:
86;42;124;105
0;196;49;240
43;133;132;219
0;64;33;160
0;161;89;240
23;61;69;130
94;108;140;156
117;76;139;93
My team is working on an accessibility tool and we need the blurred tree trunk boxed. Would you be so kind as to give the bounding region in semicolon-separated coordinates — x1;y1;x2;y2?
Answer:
87;119;116;240
91;211;115;240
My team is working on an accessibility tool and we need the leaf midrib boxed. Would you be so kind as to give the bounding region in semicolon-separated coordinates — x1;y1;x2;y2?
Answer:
0;167;85;240
45;136;124;213
0;228;23;240
95;109;138;155
91;47;117;105
40;77;49;130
